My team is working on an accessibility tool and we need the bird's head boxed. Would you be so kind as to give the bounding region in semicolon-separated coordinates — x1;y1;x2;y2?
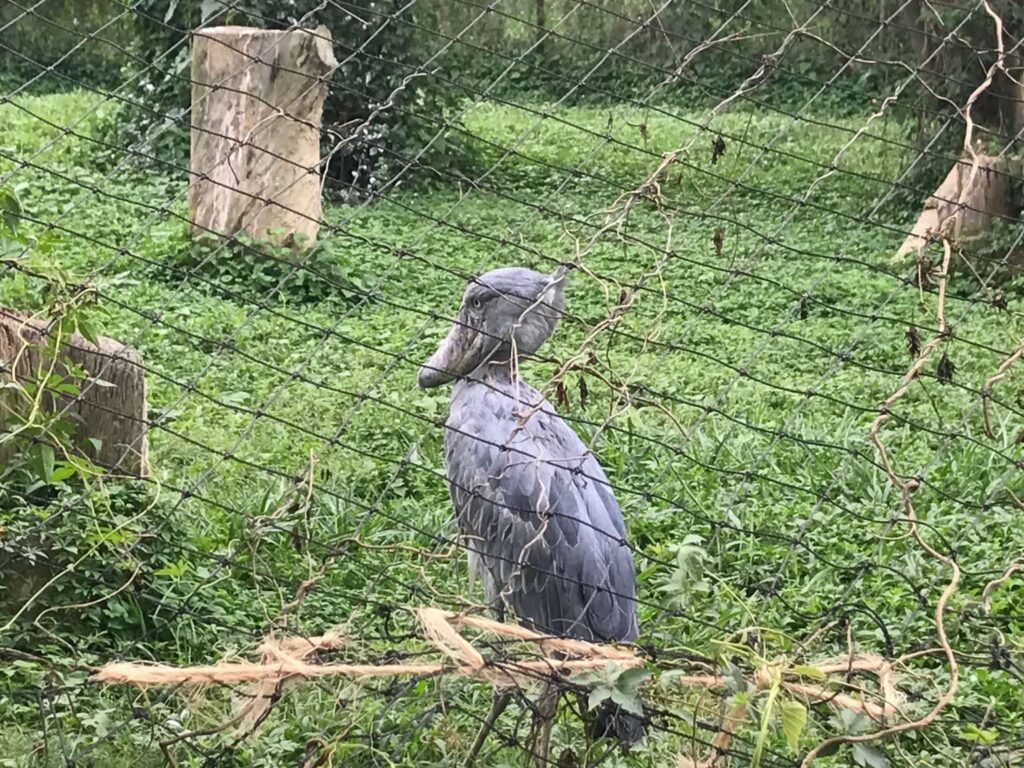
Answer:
417;267;567;388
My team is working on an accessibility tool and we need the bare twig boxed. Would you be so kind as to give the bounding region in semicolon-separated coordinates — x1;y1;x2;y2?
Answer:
982;340;1024;439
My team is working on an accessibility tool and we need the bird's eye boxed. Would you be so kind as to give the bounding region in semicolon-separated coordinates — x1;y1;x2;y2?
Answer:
471;297;483;309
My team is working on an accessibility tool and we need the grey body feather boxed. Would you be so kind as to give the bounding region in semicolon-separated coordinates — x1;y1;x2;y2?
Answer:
444;372;639;642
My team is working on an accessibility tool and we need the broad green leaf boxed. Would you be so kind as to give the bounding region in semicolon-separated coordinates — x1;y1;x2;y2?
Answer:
36;443;55;483
48;464;77;483
616;666;650;690
852;742;889;768
728;691;751;709
64;453;102;477
154;560;189;579
0;186;23;234
790;664;826;680
839;708;869;735
609;687;644;716
77;318;101;346
588;686;612;711
959;724;998;745
594;661;623;684
779;700;807;751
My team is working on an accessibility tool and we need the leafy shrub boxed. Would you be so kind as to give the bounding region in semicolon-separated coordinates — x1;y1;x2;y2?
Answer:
0;187;189;655
0;0;132;92
146;231;368;306
121;0;464;197
0;481;182;645
960;215;1024;288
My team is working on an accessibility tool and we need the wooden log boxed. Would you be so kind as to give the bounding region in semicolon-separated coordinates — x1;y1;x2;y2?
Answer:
188;25;337;248
0;309;149;477
896;153;1018;260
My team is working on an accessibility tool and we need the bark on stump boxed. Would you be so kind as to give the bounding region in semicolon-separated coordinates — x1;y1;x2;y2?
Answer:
895;153;1021;268
997;57;1024;147
0;309;149;477
189;25;337;248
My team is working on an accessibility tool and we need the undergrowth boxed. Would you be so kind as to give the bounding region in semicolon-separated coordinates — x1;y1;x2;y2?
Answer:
0;90;1022;767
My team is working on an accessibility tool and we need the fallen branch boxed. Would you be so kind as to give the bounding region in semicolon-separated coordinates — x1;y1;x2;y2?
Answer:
93;608;641;693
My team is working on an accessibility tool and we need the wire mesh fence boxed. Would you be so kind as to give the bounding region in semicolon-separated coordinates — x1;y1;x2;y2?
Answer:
1;1;1023;767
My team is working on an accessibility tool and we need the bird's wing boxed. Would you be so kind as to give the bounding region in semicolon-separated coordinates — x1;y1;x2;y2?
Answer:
446;400;638;643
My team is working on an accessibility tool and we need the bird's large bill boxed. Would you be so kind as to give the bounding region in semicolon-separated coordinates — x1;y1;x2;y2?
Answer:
418;311;496;388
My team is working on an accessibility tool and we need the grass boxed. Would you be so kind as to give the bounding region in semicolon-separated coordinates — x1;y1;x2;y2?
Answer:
1;89;1023;767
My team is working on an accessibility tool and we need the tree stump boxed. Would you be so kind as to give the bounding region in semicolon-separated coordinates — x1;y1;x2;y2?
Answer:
188;25;337;248
996;42;1024;148
0;309;149;477
895;153;1021;264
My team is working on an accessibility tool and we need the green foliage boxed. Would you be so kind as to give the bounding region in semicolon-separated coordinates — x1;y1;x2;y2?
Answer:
0;189;195;691
0;194;108;492
0;186;23;238
659;533;710;608
778;699;807;752
0;482;181;643
1;89;1023;767
961;214;1024;286
582;662;650;717
13;0;1012;212
853;742;890;768
0;325;111;494
0;252;111;493
149;232;368;306
0;0;133;91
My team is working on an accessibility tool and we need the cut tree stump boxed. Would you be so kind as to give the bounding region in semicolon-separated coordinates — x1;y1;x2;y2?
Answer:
896;153;1019;260
0;309;149;477
996;51;1024;149
189;25;337;248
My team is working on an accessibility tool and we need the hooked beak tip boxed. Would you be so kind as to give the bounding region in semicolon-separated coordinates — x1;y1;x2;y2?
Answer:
418;359;453;388
417;366;439;388
420;318;475;388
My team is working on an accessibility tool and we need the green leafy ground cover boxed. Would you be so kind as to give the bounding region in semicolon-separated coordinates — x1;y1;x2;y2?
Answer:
1;91;1023;767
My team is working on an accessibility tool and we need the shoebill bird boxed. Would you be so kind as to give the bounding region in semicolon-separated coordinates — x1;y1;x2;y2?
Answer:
417;267;642;766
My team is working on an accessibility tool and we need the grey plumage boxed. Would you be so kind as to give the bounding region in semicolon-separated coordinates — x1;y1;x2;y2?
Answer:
418;267;638;645
445;373;639;643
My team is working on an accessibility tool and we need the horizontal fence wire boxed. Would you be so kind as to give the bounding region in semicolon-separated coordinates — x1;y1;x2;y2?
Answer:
1;1;1023;767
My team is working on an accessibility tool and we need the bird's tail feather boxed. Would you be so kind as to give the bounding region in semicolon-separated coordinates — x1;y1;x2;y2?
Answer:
588;699;645;748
